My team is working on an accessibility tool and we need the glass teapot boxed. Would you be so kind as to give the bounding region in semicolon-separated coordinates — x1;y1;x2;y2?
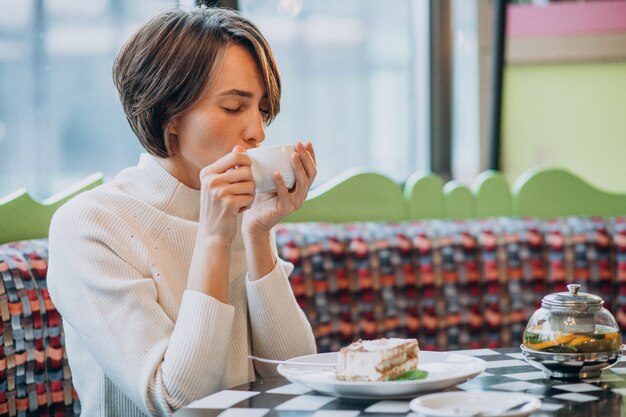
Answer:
522;284;622;354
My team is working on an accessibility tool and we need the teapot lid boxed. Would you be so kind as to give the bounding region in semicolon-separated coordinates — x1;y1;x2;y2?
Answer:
541;284;603;311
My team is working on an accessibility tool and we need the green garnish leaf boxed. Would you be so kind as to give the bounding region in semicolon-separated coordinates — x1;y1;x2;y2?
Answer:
544;345;578;353
393;369;429;381
523;331;542;345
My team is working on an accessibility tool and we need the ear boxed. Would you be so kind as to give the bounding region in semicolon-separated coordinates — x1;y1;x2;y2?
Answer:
166;117;179;135
164;119;180;157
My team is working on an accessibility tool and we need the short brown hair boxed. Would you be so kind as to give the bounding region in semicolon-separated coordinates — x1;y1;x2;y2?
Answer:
112;6;281;158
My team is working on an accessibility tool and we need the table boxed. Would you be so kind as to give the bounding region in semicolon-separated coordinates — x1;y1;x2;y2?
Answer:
174;347;626;416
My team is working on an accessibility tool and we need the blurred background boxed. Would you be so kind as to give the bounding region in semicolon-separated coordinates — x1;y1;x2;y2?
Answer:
0;0;625;199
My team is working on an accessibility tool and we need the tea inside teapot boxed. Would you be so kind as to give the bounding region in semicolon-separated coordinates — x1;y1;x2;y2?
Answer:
523;323;621;353
522;284;622;354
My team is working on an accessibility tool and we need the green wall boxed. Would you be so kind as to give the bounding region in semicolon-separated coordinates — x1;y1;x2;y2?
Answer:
501;60;626;193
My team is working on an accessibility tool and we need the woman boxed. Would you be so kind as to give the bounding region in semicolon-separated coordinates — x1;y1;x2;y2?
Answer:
47;6;317;417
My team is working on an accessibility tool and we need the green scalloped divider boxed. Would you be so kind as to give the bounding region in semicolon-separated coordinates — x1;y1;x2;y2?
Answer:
404;173;444;219
513;168;626;218
0;173;104;244
473;171;512;218
4;168;624;240
443;181;473;219
282;169;407;223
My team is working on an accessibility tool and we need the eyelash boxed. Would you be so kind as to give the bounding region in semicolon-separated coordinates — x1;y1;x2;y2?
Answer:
223;107;270;120
223;107;242;114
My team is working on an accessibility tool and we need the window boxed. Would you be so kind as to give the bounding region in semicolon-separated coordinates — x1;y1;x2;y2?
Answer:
0;0;429;198
240;0;429;185
0;0;176;198
451;0;481;183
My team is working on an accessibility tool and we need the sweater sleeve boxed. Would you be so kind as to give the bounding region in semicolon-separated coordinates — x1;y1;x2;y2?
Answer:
47;200;234;416
246;233;317;377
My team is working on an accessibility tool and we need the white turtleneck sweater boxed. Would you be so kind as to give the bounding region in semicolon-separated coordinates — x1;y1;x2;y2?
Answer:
47;154;316;417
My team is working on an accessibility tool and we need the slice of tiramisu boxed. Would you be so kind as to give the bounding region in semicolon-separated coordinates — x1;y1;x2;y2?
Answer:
336;338;420;382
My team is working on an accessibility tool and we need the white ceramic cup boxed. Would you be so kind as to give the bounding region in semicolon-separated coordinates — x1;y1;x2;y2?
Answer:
247;144;296;193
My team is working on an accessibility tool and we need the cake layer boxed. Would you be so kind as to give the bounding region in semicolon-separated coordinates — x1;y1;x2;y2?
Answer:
336;338;419;382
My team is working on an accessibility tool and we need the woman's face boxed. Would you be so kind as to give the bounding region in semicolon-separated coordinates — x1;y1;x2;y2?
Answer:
164;43;270;189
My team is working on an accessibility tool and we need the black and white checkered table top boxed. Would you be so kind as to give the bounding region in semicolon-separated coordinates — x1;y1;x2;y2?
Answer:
175;347;626;417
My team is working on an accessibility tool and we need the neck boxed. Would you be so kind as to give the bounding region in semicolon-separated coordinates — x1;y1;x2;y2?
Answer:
154;155;201;190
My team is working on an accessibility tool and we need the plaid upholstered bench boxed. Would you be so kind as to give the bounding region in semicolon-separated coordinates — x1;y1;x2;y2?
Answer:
2;215;626;415
0;240;77;416
275;216;626;353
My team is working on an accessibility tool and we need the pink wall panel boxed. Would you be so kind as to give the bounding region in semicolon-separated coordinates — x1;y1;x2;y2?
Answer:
507;1;626;38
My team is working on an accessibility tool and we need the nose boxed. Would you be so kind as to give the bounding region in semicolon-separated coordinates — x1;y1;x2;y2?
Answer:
244;109;266;146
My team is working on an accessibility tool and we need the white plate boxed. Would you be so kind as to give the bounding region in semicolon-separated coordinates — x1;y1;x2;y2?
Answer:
409;391;541;417
277;351;486;399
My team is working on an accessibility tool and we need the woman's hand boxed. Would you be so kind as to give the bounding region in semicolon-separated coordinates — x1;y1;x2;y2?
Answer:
242;141;317;237
197;145;255;244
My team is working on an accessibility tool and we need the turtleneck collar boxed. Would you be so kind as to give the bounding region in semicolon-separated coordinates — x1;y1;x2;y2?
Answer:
115;153;201;222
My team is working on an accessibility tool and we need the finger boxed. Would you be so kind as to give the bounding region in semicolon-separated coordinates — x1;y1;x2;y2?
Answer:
202;150;252;176
211;186;255;210
287;159;310;208
296;142;317;183
202;172;256;201
278;168;306;210
237;193;255;212
306;141;316;165
201;166;254;190
291;150;305;187
274;172;292;202
223;180;255;197
222;194;255;214
291;143;313;189
221;165;254;184
228;145;249;171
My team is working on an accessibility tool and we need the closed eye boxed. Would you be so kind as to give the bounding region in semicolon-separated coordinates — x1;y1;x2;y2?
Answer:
259;98;270;121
